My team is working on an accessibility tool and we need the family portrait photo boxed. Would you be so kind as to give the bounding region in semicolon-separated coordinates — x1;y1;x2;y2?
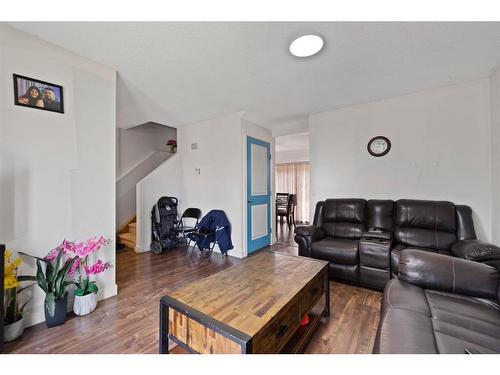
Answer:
13;74;64;113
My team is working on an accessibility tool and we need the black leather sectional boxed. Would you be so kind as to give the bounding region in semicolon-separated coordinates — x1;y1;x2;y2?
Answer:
294;198;500;290
294;198;500;354
373;250;500;353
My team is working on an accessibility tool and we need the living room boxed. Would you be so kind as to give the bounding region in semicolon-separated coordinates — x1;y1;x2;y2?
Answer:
1;1;500;373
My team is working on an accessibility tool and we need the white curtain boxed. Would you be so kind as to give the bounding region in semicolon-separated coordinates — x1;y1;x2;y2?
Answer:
275;162;310;223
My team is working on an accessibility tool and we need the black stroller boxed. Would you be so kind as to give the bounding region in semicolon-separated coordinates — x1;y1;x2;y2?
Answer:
150;196;180;254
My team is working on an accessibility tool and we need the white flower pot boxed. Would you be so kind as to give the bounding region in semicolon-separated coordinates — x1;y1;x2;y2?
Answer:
73;293;97;316
4;318;24;343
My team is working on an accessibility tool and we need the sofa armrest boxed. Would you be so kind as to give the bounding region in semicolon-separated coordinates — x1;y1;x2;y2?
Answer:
294;225;314;238
451;240;500;262
294;225;314;257
294;226;325;257
399;249;500;300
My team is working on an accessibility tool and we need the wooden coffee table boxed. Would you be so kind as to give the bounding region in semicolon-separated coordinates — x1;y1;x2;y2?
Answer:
159;251;329;354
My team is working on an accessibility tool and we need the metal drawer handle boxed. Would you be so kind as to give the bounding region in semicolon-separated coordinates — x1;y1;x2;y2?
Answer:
276;324;289;339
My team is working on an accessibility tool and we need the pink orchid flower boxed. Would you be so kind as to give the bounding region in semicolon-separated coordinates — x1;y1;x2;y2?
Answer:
84;260;112;276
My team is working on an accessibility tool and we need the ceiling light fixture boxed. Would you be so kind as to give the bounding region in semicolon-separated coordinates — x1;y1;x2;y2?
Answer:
289;34;324;57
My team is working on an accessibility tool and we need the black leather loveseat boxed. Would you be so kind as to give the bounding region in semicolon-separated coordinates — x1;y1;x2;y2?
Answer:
295;198;500;290
373;250;500;353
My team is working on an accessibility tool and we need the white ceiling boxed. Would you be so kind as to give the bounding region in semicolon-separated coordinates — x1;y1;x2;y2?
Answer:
9;22;500;133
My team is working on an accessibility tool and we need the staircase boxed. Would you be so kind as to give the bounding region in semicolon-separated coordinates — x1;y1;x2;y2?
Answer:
117;217;137;250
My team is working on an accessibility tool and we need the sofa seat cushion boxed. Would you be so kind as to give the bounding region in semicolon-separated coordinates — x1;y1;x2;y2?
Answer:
375;280;500;354
391;244;436;275
310;238;359;265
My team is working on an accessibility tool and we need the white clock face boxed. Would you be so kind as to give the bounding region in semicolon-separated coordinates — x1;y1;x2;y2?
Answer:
371;139;387;153
368;137;390;156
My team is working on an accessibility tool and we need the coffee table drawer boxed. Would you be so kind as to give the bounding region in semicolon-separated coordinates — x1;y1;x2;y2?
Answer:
299;272;324;317
253;303;300;353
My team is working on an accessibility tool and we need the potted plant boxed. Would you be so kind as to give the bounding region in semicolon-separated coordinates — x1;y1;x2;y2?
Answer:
21;246;78;328
3;251;36;342
166;139;177;153
64;237;112;316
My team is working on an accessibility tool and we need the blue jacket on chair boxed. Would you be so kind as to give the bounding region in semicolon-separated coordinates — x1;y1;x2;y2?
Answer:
194;210;233;254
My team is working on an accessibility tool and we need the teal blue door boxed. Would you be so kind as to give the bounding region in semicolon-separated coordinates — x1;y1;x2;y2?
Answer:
247;136;271;253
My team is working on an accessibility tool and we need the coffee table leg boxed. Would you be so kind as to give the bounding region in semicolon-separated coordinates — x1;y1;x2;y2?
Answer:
324;269;330;318
160;301;170;354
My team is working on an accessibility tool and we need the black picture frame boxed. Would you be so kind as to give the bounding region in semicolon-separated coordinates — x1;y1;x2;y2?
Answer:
13;74;64;114
367;136;391;157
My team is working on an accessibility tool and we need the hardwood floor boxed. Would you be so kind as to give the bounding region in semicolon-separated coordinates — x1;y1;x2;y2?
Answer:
5;224;381;354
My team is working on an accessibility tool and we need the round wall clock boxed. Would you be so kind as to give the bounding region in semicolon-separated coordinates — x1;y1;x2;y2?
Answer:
367;136;391;157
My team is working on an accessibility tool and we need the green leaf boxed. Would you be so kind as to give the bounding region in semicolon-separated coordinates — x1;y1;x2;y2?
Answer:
88;283;98;294
74;288;85;296
45;293;56;318
36;259;48;293
45;262;54;292
52;249;63;285
54;256;77;299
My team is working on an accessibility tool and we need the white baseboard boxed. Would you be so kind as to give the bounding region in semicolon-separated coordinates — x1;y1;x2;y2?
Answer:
135;243;150;253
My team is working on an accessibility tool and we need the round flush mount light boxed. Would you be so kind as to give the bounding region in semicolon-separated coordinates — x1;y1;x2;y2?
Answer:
289;34;324;57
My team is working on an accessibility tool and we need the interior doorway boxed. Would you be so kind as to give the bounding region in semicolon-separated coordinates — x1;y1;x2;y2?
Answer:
274;132;310;243
246;136;272;254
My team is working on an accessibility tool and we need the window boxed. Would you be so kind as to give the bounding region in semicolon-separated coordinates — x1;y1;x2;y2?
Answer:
275;162;310;223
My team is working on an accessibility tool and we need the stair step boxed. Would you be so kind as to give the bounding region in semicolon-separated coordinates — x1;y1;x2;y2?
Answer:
119;239;136;250
117;231;136;250
128;222;136;234
118;232;136;243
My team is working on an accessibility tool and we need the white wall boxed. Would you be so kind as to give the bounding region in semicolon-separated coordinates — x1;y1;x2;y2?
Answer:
491;67;500;243
136;154;183;252
276;149;310;164
275;132;310;163
117;151;170;228
0;25;116;327
177;112;245;257
310;79;492;241
117;122;176;178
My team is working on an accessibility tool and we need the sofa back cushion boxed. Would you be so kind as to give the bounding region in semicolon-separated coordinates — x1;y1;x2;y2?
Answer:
394;200;457;250
455;205;477;241
322;199;366;239
367;200;394;231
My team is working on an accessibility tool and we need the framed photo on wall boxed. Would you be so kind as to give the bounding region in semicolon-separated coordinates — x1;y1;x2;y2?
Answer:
13;74;64;114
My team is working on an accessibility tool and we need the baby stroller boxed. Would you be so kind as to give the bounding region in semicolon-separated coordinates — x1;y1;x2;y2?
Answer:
150;196;179;254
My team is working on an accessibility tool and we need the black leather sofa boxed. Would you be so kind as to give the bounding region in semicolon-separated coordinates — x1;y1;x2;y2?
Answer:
373;250;500;354
295;199;500;290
